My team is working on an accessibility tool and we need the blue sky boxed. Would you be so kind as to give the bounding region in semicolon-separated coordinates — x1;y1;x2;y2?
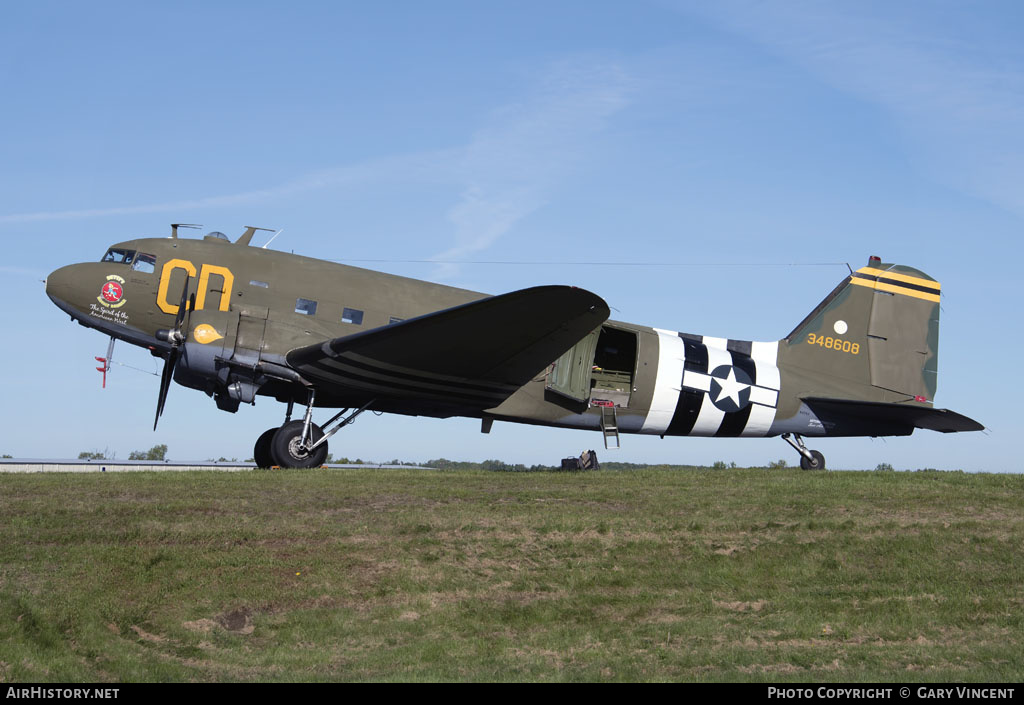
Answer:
2;1;1020;470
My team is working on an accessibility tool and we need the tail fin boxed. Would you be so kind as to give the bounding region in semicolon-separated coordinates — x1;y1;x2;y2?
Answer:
783;256;940;403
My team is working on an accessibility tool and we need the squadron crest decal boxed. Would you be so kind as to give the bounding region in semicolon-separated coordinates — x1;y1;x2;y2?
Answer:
98;275;127;309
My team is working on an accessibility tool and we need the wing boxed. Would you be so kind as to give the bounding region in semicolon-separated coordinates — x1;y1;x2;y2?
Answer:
803;397;984;434
286;285;610;410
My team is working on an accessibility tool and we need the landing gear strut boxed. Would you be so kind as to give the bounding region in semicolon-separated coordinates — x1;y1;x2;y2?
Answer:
253;391;376;469
782;433;826;470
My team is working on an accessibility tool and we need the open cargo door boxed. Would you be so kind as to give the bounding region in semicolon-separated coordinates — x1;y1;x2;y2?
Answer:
545;327;601;403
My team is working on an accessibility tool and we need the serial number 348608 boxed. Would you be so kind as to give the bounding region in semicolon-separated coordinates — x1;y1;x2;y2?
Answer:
807;333;860;355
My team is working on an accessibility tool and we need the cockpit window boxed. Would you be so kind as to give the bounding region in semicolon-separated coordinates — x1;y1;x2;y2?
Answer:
101;248;135;265
131;253;156;274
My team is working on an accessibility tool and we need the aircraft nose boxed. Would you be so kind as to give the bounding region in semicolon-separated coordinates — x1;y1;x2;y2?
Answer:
45;264;76;304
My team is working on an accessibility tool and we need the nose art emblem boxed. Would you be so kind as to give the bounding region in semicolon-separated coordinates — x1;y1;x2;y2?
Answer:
97;275;127;308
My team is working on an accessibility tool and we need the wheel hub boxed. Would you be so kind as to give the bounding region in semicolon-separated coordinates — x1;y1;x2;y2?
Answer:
287;436;311;460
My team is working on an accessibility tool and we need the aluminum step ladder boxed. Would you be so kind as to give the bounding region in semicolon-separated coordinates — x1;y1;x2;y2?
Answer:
600;405;621;450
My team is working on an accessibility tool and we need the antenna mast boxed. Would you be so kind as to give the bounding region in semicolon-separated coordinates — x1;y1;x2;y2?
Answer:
170;223;202;239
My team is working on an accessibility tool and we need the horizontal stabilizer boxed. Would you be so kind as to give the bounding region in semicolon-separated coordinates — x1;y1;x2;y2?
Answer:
287;286;610;408
803;397;984;434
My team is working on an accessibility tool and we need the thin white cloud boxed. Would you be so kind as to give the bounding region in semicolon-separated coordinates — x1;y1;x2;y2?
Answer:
0;150;458;225
675;1;1024;218
431;59;634;276
1;58;633;276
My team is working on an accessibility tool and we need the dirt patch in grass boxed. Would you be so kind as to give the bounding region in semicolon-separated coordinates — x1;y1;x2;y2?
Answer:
216;608;254;634
182;618;218;634
713;599;767;612
130;626;168;643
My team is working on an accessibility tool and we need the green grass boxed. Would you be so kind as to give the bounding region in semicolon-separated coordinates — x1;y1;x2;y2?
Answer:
1;467;1022;682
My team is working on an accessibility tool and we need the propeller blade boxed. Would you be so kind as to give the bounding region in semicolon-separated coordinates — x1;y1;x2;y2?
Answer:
154;347;179;431
183;291;195;337
174;274;191;329
153;274;191;430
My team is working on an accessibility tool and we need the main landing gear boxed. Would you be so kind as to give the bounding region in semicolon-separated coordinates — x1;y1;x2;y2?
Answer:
253;391;376;469
782;433;826;470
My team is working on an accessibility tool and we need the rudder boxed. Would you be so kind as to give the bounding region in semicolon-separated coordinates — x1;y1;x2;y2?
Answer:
783;257;940;403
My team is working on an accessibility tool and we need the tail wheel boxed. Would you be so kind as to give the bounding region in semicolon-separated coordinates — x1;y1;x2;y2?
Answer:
800;450;826;470
253;428;277;468
271;420;329;469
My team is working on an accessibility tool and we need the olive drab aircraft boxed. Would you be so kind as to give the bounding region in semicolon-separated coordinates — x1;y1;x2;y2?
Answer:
45;225;983;469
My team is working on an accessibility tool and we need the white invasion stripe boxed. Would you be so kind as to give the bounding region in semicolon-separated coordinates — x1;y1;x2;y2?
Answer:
641;330;686;434
702;335;728;350
752;359;781;393
743;341;781;436
743;404;777;437
749;342;778;405
690;347;731;436
750;340;779;365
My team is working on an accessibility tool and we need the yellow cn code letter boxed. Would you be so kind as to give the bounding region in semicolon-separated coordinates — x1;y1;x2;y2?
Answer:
157;259;197;314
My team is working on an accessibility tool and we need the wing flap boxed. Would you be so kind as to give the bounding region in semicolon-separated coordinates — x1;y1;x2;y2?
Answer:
287;286;609;408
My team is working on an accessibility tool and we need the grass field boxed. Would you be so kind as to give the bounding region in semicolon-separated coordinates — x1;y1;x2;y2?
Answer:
1;466;1022;682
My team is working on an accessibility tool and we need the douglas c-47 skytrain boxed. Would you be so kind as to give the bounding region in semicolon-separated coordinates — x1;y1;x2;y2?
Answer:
45;225;983;469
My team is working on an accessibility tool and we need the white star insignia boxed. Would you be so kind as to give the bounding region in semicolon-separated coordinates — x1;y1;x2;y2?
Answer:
714;368;749;408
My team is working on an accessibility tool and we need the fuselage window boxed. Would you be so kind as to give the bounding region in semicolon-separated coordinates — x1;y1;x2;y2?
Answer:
250;280;269;288
101;248;135;264
131;253;156;274
342;307;364;325
295;298;318;316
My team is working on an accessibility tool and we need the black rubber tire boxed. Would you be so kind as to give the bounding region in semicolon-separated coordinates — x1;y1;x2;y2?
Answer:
253;428;277;468
800;450;826;470
271;420;328;469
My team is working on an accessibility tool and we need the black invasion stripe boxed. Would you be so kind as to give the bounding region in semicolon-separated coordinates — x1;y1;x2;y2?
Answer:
727;339;752;357
729;349;757;386
714;349;756;437
332;354;516;395
302;361;505;405
681;339;708;373
716;403;752;437
666;338;708;437
851;272;940;295
667;390;703;436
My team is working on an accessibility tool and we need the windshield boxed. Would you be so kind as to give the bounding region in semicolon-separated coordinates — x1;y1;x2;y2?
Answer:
101;248;135;265
131;253;156;274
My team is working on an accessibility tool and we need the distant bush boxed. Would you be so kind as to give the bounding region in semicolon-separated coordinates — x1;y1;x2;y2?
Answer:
767;459;789;469
129;444;168;461
78;448;113;460
875;462;895;472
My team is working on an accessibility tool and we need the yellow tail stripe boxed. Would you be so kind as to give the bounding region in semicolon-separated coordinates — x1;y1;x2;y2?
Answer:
856;266;941;291
850;276;941;302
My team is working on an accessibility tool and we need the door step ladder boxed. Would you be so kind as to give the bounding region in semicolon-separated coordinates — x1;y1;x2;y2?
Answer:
600;405;621;450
